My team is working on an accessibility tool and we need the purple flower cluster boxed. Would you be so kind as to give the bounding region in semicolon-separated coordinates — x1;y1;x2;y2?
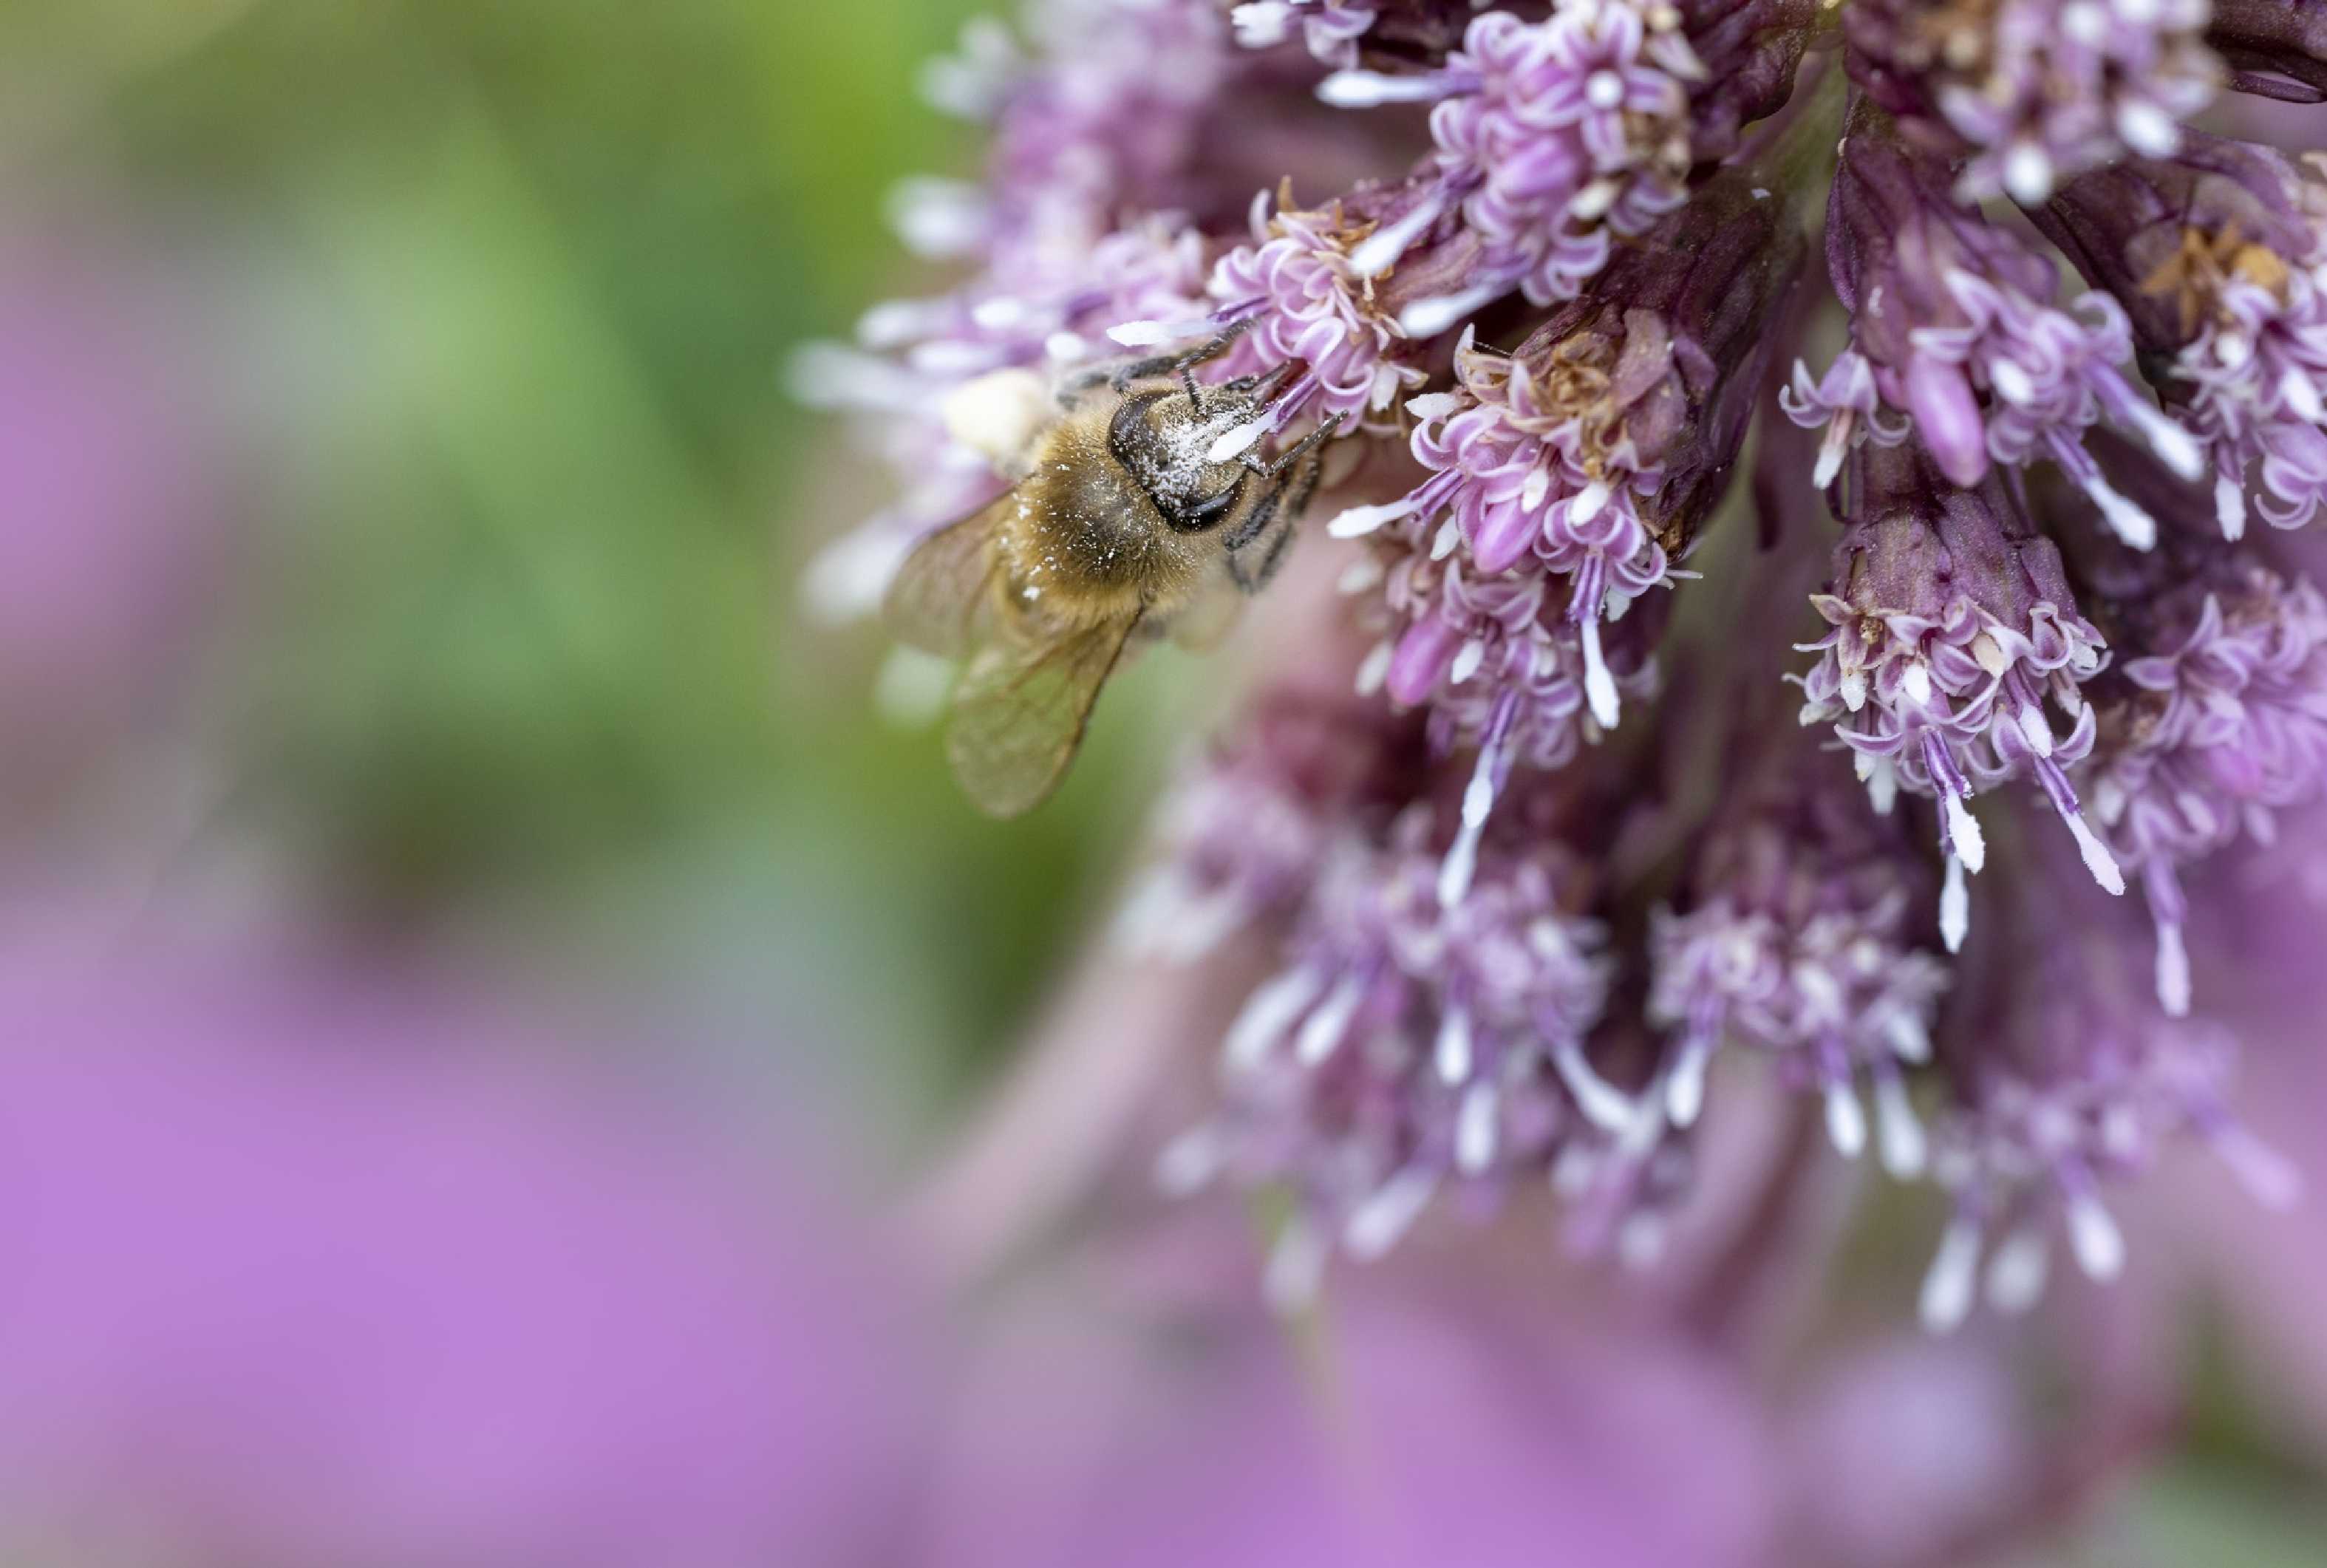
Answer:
814;1;2327;1329
1317;2;1814;327
1156;785;1692;1298
1648;771;1949;1171
1921;938;2297;1332
1796;446;2122;950
1846;0;2219;204
1785;116;2205;544
2034;133;2327;538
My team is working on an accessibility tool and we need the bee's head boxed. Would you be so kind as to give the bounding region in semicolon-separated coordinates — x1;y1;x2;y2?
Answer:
1108;386;1269;534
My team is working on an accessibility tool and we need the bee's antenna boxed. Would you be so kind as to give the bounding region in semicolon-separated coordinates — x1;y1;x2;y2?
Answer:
1182;368;1205;415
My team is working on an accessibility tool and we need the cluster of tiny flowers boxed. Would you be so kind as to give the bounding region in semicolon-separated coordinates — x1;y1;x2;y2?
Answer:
1156;794;1695;1303
1796;449;2123;954
1229;0;1381;67
814;1;2327;1329
1647;775;1949;1171
1784;120;2206;545
1920;950;2297;1334
2085;545;2327;1014
2034;134;2327;539
1844;0;2219;205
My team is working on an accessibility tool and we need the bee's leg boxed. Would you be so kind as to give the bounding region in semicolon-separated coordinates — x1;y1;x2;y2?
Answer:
1253;511;1299;589
1214;361;1300;402
1222;475;1288;556
1100;318;1256;395
1241;412;1346;480
1280;444;1327;524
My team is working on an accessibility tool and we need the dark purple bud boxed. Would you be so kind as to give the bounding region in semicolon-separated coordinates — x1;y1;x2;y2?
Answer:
2209;0;2327;102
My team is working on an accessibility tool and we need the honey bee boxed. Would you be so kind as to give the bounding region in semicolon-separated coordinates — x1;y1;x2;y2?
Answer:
886;331;1343;817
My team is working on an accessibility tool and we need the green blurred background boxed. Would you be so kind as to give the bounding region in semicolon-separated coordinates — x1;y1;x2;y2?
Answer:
1;0;1190;1133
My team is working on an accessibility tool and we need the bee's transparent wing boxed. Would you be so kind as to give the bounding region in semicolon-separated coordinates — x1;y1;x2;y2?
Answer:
946;614;1140;817
884;500;1006;659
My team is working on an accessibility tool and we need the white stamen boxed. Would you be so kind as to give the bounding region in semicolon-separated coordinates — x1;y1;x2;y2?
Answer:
1399;284;1506;339
1945;794;1987;875
1348;189;1449;278
1160;887;1249;964
1154;1126;1224;1196
802;522;916;623
1519;463;1552;514
1431;516;1462;560
1984;1227;2051;1314
1405;392;1464;420
1228;2;1295;49
2127;404;2204;480
1456;1081;1500;1175
1839;667;1869;712
872;646;956;726
1989;358;2037;406
1343;1168;1439;1260
1919;1216;1983;1333
1825;1078;1868;1159
1666;1041;1711;1128
2210;1125;2303;1210
1225;968;1326;1069
1107;319;1178;347
1571;480;1613;525
1553;1039;1641;1133
1580;613;1621;731
1813;416;1853;489
2066;812;2126;896
2216;472;2247;541
1434;1004;1474;1084
1294;973;1366;1066
2115;100;2180;159
1875;1074;1927;1177
2003;143;2056;205
2155;918;2191;1017
1438;746;1498;907
1336;553;1384;594
1316;69;1455;110
1971;633;2011;678
1449;638;1487;685
1584;69;1626;110
2282;364;2325;426
1355;638;1394;696
1207;420;1267;465
1328;497;1412;538
1902;660;1935;708
1941;853;1970;955
1264;1217;1329;1314
1886;1009;1932;1064
2061;2;2108;45
2085;468;2159;551
2066;1192;2125;1280
1867;754;1899;817
2017;701;2055;758
887;177;989;259
1567;177;1621;221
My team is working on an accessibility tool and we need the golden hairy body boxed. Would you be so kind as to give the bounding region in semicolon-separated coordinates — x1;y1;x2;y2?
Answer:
991;404;1216;636
886;336;1341;817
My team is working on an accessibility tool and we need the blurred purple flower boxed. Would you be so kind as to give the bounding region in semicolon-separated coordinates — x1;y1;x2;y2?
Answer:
0;933;919;1567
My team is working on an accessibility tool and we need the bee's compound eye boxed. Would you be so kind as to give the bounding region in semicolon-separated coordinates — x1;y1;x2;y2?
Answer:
1176;474;1247;531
